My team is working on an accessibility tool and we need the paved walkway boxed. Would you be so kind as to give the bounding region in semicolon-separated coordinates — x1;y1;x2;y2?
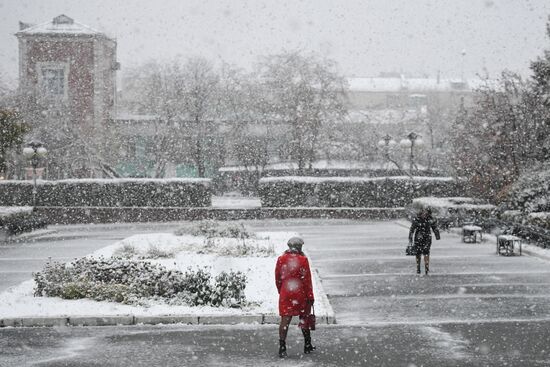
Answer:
1;220;550;366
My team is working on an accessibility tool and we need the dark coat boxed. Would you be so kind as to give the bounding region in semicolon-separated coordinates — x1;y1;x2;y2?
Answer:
409;215;440;249
275;250;314;316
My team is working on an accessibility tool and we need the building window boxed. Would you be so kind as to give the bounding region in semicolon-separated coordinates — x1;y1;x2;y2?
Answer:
409;94;427;108
37;62;69;100
41;68;65;96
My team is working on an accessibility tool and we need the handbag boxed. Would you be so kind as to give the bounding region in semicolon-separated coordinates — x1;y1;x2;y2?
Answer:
406;243;417;256
300;304;316;330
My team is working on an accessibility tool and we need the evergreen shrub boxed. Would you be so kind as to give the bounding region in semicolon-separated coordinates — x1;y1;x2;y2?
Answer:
0;178;211;207
33;257;247;307
259;176;464;207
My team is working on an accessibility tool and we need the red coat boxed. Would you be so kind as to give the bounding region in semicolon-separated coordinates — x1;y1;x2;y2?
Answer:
275;250;314;316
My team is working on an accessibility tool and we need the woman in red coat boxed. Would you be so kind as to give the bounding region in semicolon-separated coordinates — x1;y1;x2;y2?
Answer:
275;237;315;358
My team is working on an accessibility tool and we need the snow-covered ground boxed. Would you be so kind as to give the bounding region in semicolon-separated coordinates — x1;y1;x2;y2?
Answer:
0;206;33;218
211;196;261;209
411;197;495;210
0;230;332;319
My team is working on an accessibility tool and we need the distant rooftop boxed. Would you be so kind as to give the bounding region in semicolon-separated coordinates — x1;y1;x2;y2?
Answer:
347;76;491;93
16;14;110;38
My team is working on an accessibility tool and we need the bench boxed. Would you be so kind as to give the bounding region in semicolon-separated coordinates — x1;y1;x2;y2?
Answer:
496;235;522;256
462;225;482;243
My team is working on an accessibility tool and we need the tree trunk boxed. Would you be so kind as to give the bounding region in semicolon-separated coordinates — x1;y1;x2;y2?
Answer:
195;139;205;178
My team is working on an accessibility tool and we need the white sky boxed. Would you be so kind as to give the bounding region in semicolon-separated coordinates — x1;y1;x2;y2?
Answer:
1;0;550;86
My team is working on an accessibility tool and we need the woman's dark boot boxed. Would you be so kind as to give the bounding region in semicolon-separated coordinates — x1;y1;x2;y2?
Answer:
416;255;421;274
279;339;287;358
302;329;316;354
425;264;429;275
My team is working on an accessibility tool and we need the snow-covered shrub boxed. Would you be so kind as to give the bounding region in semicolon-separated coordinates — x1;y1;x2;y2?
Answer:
177;267;213;306
211;271;247;307
112;243;177;260
33;257;247;307
499;163;550;214
113;244;138;259
409;197;496;228
526;212;550;229
202;237;275;257
259;176;464;207
216;164;443;195
0;211;48;235
144;245;177;259
176;220;255;239
0;178;211;207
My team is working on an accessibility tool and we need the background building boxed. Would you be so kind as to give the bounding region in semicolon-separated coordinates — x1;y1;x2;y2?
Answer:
16;14;118;131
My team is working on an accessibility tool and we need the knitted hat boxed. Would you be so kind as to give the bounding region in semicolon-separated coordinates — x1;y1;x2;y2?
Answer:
287;236;304;250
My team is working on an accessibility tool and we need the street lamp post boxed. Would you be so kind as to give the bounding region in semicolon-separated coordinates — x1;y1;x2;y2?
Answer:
22;141;47;207
399;132;423;172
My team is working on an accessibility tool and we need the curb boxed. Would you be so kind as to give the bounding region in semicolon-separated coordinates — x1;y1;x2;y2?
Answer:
0;313;336;328
3;228;58;243
312;268;337;325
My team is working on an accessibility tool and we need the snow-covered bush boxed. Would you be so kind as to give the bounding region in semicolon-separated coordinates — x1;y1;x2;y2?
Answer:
496;164;550;230
499;163;550;214
211;271;247;307
0;178;211;207
259;176;464;207
203;237;275;257
176;220;255;239
113;244;176;259
144;245;177;259
113;244;139;259
526;212;550;229
409;197;496;228
0;211;48;235
33;257;247;307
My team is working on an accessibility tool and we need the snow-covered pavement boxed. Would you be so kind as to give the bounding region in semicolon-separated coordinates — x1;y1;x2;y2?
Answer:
303;220;550;325
1;219;550;366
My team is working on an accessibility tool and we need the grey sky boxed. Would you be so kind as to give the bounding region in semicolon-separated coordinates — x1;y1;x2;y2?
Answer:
1;0;550;86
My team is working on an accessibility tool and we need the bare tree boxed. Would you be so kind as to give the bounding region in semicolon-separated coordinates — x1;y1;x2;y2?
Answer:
257;51;347;174
121;58;223;178
121;61;187;177
179;57;222;177
218;64;271;188
9;91;120;179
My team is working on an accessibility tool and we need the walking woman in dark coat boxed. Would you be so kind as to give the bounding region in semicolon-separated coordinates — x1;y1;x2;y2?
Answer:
409;207;440;274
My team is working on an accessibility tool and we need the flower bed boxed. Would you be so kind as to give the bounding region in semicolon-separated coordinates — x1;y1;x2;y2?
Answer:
0;224;331;319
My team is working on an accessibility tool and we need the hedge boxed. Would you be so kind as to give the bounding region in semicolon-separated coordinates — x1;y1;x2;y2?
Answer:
0;207;48;235
215;167;443;195
409;197;496;228
0;179;211;207
258;176;465;207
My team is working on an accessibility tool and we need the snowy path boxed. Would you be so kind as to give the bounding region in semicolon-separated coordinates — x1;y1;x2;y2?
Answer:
292;221;550;326
1;219;550;366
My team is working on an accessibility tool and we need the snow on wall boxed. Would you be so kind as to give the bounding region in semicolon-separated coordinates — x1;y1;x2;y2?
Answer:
0;178;210;186
260;176;455;184
412;197;496;210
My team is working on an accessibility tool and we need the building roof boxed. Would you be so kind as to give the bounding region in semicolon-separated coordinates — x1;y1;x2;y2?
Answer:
15;14;109;38
347;76;490;93
346;109;425;124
